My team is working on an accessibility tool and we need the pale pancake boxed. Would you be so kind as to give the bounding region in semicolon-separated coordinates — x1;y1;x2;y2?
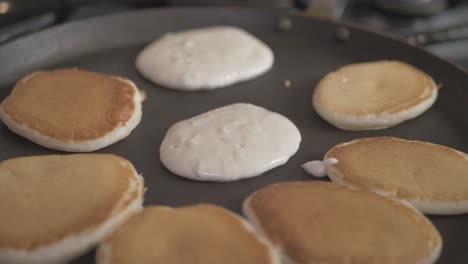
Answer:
159;103;301;182
243;181;442;264
325;137;468;214
0;154;144;264
313;61;438;130
0;69;143;152
136;26;274;90
97;204;279;264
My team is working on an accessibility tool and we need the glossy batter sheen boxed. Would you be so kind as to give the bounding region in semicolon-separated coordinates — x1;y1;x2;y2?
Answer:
0;154;139;249
244;182;442;264
136;26;274;90
302;158;338;177
1;69;137;141
325;137;468;214
159;103;301;181
97;205;277;264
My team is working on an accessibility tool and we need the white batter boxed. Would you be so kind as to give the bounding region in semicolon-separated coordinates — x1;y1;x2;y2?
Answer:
136;26;274;90
159;103;301;181
302;158;338;177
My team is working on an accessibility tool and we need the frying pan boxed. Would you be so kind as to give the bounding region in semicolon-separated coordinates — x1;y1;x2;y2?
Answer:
0;7;467;264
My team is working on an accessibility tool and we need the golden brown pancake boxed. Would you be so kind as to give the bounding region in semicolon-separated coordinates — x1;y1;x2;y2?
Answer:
325;137;468;214
0;154;144;264
0;69;143;152
313;61;438;130
244;181;442;264
97;204;279;264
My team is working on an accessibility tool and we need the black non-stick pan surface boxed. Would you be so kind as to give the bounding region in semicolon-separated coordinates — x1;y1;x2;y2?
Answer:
0;7;467;264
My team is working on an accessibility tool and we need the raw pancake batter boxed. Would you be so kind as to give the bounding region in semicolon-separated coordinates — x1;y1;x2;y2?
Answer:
160;103;301;181
136;26;274;90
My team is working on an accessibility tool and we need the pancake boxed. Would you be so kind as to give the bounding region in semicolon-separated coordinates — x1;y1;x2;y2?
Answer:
136;26;274;90
324;137;468;215
96;204;279;264
313;61;438;130
0;154;144;264
0;69;143;152
243;181;442;264
159;103;301;181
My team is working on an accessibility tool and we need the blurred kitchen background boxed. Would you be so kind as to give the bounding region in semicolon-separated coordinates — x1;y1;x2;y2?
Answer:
1;0;468;68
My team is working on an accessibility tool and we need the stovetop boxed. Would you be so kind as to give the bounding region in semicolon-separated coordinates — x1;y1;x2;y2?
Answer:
1;0;467;68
